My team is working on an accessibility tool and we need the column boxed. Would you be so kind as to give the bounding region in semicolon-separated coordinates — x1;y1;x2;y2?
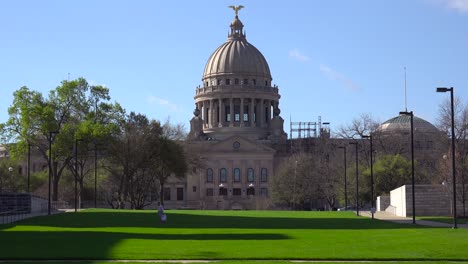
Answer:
240;98;245;127
209;99;214;128
250;98;255;127
218;98;223;127
266;100;271;127
259;99;264;128
229;98;234;127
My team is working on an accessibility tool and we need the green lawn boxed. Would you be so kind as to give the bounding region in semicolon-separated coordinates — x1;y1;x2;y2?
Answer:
1;209;467;261
418;216;468;224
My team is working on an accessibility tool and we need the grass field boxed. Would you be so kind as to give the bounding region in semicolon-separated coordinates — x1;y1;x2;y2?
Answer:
418;216;468;224
1;209;467;262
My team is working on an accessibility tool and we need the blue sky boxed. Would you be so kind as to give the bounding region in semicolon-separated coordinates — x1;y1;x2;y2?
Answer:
1;0;467;136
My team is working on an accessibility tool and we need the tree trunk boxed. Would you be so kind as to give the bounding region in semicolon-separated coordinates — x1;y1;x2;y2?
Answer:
160;181;165;207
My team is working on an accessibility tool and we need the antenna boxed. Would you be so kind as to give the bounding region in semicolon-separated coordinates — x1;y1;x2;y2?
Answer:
404;66;407;112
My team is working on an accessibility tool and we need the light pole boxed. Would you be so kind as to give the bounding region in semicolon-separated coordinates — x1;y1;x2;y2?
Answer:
399;111;416;224
94;142;97;208
294;160;297;210
27;143;31;193
74;139;83;212
338;146;348;210
437;87;457;229
8;166;13;184
48;131;59;215
362;134;375;219
349;141;359;216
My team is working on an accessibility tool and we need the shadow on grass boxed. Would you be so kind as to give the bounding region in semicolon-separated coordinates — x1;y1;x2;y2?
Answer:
4;210;434;230
0;230;287;259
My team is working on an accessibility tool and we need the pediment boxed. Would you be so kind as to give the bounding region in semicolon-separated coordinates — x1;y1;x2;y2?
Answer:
208;135;275;154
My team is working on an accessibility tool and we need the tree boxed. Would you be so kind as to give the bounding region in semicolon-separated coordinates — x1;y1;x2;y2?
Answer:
437;97;468;216
362;154;411;197
0;78;122;202
151;137;187;207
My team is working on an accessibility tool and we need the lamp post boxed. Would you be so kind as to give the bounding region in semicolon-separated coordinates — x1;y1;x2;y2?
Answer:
437;87;457;229
293;160;297;210
27;143;31;193
48;131;59;215
362;134;375;219
74;139;83;212
338;146;348;210
349;141;359;216
94;142;97;208
399;110;416;224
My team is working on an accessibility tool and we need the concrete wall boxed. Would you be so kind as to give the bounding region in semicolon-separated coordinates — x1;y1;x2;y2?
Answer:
388;184;463;217
376;195;390;211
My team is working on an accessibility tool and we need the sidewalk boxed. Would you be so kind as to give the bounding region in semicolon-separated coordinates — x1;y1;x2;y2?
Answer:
361;210;468;228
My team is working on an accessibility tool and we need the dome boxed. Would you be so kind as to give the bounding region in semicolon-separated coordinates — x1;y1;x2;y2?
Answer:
202;16;271;81
377;114;440;134
203;40;271;80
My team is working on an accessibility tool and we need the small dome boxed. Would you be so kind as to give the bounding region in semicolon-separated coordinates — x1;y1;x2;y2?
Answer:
377;114;440;134
203;39;271;80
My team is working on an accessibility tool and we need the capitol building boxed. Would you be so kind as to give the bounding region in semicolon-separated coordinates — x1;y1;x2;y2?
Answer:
163;10;288;210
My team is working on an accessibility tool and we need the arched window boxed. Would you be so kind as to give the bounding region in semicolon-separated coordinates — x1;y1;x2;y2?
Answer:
233;168;241;182
261;168;268;182
206;168;213;183
220;168;227;183
226;79;231;85
247;168;254;182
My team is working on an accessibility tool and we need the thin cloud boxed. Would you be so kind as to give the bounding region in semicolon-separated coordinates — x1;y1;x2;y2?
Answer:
288;49;310;62
319;64;359;91
432;0;468;13
147;95;182;112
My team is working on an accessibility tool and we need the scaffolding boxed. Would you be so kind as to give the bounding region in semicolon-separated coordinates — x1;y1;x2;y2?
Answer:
290;116;330;139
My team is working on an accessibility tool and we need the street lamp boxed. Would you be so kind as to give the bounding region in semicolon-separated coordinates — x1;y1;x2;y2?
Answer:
338;146;348;210
74;138;83;212
27;143;31;193
48;131;59;215
437;86;457;229
349;141;359;216
293;160;297;210
399;110;416;224
362;134;375;219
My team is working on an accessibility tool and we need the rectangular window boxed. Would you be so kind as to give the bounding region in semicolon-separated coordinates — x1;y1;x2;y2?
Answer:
164;187;171;201
235;78;239;85
192;186;197;192
225;105;231;122
234;105;240;121
219;188;228;196
206;188;214;197
226;79;231;85
177;187;184;201
243;105;249;121
243;79;248;85
233;168;241;182
260;188;268;196
261;168;268;182
233;188;241;196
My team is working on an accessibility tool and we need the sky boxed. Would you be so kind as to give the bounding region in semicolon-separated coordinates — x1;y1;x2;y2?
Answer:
1;0;468;137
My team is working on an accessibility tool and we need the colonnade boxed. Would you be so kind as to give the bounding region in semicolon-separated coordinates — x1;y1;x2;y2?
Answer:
196;98;277;129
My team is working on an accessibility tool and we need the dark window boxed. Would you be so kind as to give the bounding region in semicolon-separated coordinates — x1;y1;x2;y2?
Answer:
260;188;268;196
265;80;268;86
206;81;208;87
226;79;231;85
220;168;227;183
247;168;254;182
261;168;268;182
192;186;197;192
217;79;221;85
206;188;214;196
233;168;241;182
219;187;228;196
225;106;231;122
247;187;255;196
177;187;184;201
243;79;248;85
206;168;213;182
253;79;256;85
243;105;249;121
164;187;171;201
233;188;241;196
18;166;22;175
234;105;240;121
235;78;239;85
